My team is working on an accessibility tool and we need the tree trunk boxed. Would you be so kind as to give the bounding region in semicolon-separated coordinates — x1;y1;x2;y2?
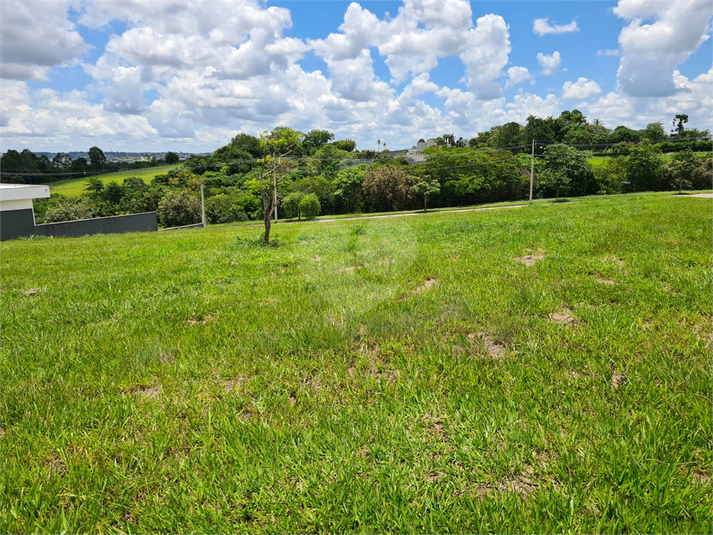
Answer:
261;189;272;243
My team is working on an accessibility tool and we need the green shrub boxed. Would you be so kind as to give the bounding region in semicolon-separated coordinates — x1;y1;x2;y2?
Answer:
43;201;93;223
157;190;201;227
299;193;321;220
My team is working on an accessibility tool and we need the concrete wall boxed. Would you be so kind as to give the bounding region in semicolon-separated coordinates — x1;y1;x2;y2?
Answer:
0;208;36;241
1;210;158;240
34;212;158;239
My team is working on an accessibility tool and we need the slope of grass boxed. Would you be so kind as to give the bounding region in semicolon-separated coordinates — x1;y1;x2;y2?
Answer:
1;194;711;533
49;164;181;197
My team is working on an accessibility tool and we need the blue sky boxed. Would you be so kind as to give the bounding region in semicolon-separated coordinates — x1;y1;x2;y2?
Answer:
1;0;712;152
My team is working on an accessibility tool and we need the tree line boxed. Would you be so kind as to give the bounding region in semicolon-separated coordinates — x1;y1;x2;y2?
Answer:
0;147;180;184
22;113;713;235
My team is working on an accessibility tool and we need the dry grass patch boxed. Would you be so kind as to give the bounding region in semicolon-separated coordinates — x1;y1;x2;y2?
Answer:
132;385;161;399
468;332;507;359
549;310;577;326
186;313;216;325
413;277;438;294
22;288;40;296
610;374;626;389
514;248;545;266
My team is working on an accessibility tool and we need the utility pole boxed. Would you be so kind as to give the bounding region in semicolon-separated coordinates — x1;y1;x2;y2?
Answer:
529;139;535;204
201;184;206;228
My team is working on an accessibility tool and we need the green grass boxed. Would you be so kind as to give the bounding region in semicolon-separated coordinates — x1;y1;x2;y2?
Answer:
2;193;711;533
49;165;181;197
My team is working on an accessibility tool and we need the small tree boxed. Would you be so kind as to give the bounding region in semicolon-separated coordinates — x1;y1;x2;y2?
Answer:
257;127;303;243
667;149;696;194
157;190;201;227
299;193;321;220
88;146;106;170
363;165;414;211
411;175;440;211
282;192;304;220
165;151;179;164
538;169;571;201
84;177;105;196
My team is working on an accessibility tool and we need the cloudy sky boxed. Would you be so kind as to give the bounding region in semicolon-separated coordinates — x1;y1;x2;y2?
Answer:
1;0;712;153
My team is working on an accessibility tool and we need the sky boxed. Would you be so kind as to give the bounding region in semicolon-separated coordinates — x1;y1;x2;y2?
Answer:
1;0;712;153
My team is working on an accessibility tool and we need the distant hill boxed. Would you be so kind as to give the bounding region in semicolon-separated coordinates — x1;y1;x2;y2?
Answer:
33;151;210;162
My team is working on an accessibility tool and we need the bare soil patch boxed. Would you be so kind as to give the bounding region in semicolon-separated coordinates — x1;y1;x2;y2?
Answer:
187;313;216;325
132;385;161;399
514;248;545;266
413;277;438;294
597;278;617;285
611;374;626;389
468;332;506;358
549;310;577;326
22;288;40;296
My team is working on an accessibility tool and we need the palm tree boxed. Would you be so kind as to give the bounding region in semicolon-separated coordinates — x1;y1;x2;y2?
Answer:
377;138;381;151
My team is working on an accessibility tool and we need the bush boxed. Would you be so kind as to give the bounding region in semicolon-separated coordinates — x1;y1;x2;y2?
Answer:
157;190;202;227
299;193;321;220
281;192;303;219
43;201;93;223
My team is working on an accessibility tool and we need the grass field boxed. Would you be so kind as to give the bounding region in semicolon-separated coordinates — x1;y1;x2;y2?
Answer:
49;165;181;197
2;194;711;533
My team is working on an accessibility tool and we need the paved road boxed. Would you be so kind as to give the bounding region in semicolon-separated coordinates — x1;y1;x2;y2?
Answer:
317;204;525;223
681;193;713;198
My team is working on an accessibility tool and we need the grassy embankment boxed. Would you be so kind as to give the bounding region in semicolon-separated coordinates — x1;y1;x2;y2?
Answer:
2;193;711;533
49;165;181;197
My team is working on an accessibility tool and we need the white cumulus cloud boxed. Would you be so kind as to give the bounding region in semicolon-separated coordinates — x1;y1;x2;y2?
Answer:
562;78;602;100
505;66;532;89
533;18;579;36
0;0;89;80
537;51;561;75
613;0;713;96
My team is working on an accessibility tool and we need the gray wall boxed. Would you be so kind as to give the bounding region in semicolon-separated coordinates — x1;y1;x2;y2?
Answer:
0;209;36;241
34;212;158;238
1;210;158;240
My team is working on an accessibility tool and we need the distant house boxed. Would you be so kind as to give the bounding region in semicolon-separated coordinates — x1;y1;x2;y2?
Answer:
405;139;437;164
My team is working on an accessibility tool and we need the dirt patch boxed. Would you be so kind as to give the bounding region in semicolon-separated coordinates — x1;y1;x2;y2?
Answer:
312;255;321;262
223;375;248;393
159;352;174;364
513;249;545;266
22;288;40;296
604;255;625;267
468;332;506;359
682;193;713;198
692;471;711;484
132;385;161;399
413;277;438;294
425;470;447;482
610;374;626;389
45;454;68;478
549;310;576;326
596;278;617;285
187;313;216;325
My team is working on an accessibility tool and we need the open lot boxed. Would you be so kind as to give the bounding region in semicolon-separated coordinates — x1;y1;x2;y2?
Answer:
49;165;181;197
1;193;711;533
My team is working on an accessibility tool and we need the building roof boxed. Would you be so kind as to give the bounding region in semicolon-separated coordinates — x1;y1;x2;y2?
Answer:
0;184;51;202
